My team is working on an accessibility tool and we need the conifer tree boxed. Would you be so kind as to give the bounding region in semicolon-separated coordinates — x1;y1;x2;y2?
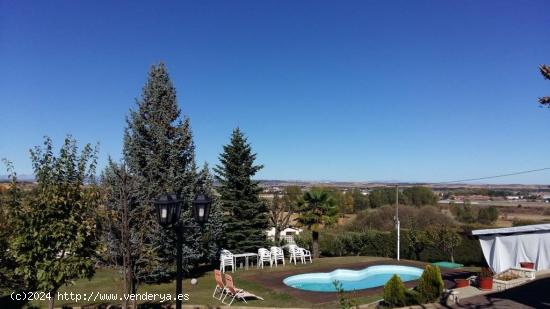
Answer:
124;63;199;280
214;128;268;252
197;163;225;263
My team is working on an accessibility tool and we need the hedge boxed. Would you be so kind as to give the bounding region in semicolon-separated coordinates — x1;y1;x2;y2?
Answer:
295;229;484;266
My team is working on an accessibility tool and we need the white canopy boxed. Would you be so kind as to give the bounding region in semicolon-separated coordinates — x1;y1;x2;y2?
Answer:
472;224;550;274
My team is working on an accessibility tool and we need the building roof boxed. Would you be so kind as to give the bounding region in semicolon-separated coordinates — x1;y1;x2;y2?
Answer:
472;223;550;236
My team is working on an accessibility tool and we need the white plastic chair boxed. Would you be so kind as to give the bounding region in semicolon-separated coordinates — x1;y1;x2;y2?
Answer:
257;248;273;268
220;249;235;273
270;246;285;266
288;244;304;264
301;247;312;263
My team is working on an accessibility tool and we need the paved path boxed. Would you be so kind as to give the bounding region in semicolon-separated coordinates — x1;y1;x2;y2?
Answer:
450;276;550;309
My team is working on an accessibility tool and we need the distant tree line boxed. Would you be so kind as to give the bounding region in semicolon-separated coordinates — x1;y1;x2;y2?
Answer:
450;202;499;225
368;186;438;208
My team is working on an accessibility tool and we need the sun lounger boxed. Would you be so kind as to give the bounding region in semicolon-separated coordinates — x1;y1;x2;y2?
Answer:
212;269;227;300
221;274;264;306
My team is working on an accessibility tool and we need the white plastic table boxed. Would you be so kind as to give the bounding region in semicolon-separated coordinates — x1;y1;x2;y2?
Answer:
233;253;258;270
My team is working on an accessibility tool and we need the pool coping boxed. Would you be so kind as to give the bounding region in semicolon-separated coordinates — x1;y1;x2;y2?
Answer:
240;259;472;304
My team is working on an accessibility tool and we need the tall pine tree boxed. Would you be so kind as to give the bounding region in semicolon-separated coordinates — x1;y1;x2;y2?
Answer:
214;128;268;252
123;63;200;280
196;163;226;264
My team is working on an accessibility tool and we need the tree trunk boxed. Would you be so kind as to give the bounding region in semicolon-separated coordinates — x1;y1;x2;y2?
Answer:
48;288;58;309
131;278;138;309
274;226;280;245
312;230;320;258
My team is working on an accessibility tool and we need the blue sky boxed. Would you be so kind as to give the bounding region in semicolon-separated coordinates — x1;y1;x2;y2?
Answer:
1;1;550;184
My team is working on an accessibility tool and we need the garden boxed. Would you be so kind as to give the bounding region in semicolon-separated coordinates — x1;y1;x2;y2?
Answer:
0;63;487;309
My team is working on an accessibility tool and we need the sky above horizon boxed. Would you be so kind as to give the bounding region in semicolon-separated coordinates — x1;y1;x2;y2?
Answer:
1;1;550;184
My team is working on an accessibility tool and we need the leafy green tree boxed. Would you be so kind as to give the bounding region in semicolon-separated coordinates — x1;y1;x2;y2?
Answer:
405;221;428;261
124;63;199;280
9;136;101;309
427;225;462;263
368;188;403;208
331;190;353;217
0;161;26;294
197;163;226;264
450;202;476;224
402;186;437;207
478;206;499;225
351;188;369;211
538;64;550;105
214;128;269;252
297;188;338;258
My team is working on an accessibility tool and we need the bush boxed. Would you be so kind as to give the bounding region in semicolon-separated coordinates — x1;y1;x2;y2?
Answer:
383;274;406;308
416;265;444;303
477;206;499;225
404;289;422;305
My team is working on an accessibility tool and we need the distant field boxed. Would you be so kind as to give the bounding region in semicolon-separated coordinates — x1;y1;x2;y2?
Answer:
440;200;550;208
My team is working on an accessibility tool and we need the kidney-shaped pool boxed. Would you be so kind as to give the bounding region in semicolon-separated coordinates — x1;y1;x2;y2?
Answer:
283;265;423;292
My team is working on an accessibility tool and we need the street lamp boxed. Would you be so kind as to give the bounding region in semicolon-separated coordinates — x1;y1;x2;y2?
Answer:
154;193;212;309
192;194;212;225
154;193;182;226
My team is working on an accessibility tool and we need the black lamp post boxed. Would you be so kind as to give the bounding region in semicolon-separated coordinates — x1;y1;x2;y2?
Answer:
154;193;212;309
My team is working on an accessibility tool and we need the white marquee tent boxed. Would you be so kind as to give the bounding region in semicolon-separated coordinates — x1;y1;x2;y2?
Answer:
472;223;550;274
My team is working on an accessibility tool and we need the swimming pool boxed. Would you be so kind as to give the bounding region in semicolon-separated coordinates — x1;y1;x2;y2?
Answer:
283;265;423;292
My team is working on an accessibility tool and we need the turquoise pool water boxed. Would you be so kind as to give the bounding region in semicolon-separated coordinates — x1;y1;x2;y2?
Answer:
283;265;424;292
432;261;464;269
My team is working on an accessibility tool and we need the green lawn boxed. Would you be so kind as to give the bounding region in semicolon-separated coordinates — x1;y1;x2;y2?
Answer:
19;256;388;308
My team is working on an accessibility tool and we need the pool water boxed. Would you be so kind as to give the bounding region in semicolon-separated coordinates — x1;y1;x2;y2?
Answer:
283;265;423;292
432;261;464;269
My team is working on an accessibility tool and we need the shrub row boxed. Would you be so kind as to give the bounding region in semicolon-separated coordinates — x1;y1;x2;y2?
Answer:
295;229;484;265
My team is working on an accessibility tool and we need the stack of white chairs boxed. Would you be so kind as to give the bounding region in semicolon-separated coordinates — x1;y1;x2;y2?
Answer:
220;249;235;273
288;244;305;264
257;248;273;268
270;246;285;267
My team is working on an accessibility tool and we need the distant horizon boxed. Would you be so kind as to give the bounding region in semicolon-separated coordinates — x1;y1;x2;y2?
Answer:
2;174;550;187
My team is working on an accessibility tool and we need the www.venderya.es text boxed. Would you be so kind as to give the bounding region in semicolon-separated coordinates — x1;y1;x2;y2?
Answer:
11;291;190;303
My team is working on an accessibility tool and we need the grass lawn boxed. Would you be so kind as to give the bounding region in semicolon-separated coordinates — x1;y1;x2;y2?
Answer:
23;256;388;308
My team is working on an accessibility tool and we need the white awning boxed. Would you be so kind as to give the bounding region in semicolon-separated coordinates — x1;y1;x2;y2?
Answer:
472;224;550;273
472;223;550;236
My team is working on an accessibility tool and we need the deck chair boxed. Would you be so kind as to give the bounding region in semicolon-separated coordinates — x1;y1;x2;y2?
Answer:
212;269;227;300
221;274;264;306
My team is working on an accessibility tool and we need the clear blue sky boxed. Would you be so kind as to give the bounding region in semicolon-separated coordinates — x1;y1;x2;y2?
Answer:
1;1;550;184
